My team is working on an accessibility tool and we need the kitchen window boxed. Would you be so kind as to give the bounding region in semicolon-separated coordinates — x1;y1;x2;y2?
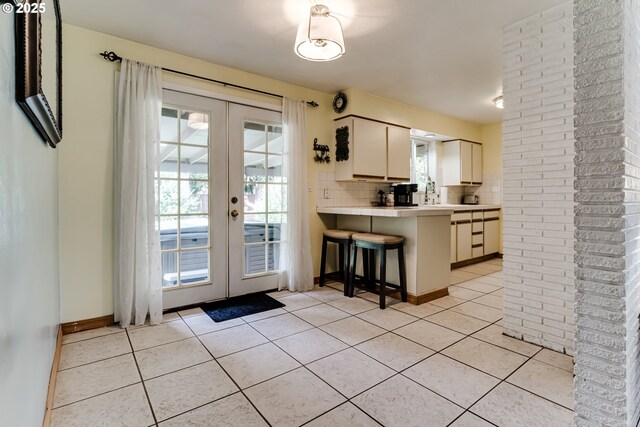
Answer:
411;139;430;190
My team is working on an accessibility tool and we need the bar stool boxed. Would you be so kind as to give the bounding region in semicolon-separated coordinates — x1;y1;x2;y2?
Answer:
319;229;357;294
348;233;407;309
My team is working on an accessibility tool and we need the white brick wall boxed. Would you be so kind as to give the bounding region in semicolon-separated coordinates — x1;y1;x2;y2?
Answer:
502;3;576;354
574;0;640;425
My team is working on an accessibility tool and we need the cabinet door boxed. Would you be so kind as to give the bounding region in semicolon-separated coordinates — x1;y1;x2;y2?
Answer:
353;118;387;179
387;126;410;181
456;222;472;261
442;141;461;186
460;141;473;184
472;143;483;184
450;224;457;263
484;219;500;254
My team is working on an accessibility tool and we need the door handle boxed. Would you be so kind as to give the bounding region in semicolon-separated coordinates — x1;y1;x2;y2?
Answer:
230;209;239;218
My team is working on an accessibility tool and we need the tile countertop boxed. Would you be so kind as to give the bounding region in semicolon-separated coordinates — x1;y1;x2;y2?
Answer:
316;204;501;218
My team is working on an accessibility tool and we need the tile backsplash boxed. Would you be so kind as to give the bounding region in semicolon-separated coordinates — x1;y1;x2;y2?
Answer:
316;172;391;208
316;172;502;207
441;173;502;205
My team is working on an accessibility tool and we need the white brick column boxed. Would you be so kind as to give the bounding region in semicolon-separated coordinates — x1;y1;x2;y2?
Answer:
574;0;640;425
502;3;576;354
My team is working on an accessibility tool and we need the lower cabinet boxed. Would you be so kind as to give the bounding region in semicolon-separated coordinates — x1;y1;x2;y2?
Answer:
456;222;472;262
451;209;500;265
484;219;500;255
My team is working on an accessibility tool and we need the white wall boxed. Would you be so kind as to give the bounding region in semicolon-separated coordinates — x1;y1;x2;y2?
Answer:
574;0;640;424
0;12;61;427
501;2;576;354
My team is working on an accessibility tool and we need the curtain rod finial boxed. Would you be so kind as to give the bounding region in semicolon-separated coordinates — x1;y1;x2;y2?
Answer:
99;51;122;63
307;101;319;108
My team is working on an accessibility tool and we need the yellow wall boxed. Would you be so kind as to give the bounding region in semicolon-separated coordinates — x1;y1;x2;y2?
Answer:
340;88;482;142
480;122;503;252
480;122;502;176
60;24;493;322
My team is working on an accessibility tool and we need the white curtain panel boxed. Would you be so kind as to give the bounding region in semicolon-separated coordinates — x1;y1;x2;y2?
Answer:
114;59;163;328
279;98;314;292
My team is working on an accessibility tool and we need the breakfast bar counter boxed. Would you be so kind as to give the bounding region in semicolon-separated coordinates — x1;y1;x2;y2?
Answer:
317;206;460;304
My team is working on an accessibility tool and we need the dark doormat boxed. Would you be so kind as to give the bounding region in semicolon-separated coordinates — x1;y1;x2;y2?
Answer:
200;291;285;322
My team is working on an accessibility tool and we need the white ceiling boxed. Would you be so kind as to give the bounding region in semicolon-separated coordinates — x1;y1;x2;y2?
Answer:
61;0;567;124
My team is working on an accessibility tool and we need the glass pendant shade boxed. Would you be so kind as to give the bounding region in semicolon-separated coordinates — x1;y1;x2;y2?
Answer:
188;112;209;130
294;5;345;61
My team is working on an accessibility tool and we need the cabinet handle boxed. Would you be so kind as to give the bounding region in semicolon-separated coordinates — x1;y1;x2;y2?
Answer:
472;244;483;248
484;218;499;222
461;181;471;184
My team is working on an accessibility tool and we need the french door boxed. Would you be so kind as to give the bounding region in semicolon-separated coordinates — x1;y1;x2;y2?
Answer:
228;104;284;297
159;90;284;308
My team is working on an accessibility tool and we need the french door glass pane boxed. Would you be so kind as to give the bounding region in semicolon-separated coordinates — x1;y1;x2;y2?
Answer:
180;215;209;249
180;110;209;146
244;152;266;182
161;107;178;143
159;180;179;215
267;154;283;182
159;216;178;250
267;126;283;153
161;252;178;288
268;243;280;272
180;146;208;180
244;122;266;151
180;249;210;284
244;245;267;275
244;214;266;243
180;181;208;214
159;143;179;178
244;183;266;213
268;214;282;241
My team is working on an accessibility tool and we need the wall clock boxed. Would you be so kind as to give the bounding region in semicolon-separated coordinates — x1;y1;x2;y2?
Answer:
332;91;347;114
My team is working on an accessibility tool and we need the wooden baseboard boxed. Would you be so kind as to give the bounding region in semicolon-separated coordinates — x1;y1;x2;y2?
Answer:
42;325;62;427
451;253;500;269
61;315;115;335
407;287;449;305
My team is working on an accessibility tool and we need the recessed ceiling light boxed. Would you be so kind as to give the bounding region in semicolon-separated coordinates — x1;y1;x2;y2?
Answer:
493;95;504;109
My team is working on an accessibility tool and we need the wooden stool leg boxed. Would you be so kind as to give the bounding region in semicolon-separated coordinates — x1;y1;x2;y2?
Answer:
398;245;407;302
362;248;369;285
338;243;345;278
319;236;328;287
349;244;358;297
369;249;376;290
343;241;351;296
379;248;387;309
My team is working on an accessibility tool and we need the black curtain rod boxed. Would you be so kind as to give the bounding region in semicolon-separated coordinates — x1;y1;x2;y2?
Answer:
99;51;319;108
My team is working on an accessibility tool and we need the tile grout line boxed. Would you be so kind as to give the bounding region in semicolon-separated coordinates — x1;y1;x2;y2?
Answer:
124;328;159;426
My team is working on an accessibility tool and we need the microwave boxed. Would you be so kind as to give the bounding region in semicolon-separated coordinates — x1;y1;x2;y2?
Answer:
462;195;479;205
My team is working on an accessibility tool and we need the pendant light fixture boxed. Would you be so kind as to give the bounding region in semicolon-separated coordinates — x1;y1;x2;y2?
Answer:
294;4;345;62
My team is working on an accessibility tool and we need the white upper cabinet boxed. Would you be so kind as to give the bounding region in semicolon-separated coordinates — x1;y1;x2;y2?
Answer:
442;139;483;186
472;143;483;184
387;125;411;181
334;115;410;182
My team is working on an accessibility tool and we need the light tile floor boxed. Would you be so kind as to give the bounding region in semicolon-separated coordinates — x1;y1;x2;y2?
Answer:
52;259;575;426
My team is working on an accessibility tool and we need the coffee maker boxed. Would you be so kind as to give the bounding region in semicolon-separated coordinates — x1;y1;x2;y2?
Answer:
392;184;418;206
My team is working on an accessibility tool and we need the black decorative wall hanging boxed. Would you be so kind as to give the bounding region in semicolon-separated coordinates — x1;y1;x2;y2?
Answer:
313;138;330;163
335;126;350;162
